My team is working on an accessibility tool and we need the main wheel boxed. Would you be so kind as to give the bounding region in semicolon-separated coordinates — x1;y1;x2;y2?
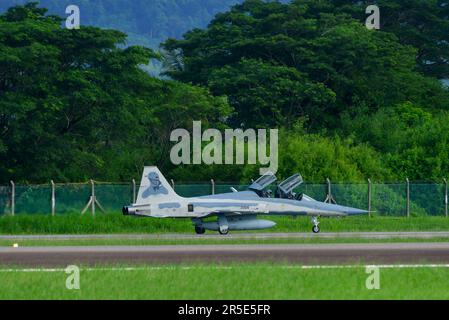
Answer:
195;226;206;235
312;225;320;233
219;228;229;235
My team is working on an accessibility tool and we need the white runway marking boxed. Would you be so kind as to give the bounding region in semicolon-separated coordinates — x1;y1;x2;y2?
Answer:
2;264;449;273
3;231;449;241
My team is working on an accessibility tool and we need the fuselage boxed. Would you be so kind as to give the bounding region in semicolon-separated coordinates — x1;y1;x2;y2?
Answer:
124;190;367;218
123;166;369;234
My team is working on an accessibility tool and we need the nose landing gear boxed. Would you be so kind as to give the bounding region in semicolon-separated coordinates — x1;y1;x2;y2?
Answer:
218;215;229;235
311;216;320;233
219;225;229;235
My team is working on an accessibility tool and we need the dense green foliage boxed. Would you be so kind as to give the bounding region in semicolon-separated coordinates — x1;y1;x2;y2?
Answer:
163;0;449;128
0;1;449;184
163;0;449;181
3;1;448;78
341;102;449;180
0;3;230;183
334;0;449;79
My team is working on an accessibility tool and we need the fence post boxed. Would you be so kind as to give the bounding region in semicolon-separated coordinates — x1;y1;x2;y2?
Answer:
91;179;95;216
82;179;105;215
367;178;372;218
324;178;336;204
211;179;215;195
132;179;136;203
406;178;410;218
10;180;15;216
51;180;55;216
444;178;448;218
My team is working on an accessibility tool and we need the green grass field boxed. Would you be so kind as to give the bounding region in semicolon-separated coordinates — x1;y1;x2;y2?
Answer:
1;214;449;235
2;214;449;300
1;264;449;299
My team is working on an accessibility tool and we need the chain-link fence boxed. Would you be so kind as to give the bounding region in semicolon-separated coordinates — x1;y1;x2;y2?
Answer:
0;179;447;217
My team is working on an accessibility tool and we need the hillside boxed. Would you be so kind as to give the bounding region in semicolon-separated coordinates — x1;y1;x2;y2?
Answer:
0;0;242;48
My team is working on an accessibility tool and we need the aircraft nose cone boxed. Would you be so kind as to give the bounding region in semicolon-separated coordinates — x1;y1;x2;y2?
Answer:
345;207;369;215
313;202;368;216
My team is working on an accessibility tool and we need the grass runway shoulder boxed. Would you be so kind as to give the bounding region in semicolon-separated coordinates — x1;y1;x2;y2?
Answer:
1;264;449;299
1;214;449;235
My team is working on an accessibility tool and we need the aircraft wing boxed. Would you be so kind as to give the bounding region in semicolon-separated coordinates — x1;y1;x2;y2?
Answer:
197;211;242;219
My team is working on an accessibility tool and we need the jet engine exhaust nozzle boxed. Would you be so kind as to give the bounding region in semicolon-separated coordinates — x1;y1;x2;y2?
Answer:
122;206;131;216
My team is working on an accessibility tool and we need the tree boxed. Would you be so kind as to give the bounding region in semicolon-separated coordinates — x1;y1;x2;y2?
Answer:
341;102;449;181
332;0;449;79
0;3;231;183
208;58;335;128
163;0;449;129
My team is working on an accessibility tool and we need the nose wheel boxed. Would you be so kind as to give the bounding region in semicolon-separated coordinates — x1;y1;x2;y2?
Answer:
311;216;320;233
218;215;229;235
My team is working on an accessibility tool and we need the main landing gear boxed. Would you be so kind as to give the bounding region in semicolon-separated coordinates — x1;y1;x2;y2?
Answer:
194;224;228;235
195;225;205;235
311;216;320;233
193;215;230;235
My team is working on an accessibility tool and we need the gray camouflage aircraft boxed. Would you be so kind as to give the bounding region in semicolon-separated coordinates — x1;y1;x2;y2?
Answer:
123;166;368;234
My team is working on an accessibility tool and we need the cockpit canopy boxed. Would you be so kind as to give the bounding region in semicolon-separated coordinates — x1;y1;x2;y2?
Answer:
248;172;306;200
248;172;277;192
277;173;303;198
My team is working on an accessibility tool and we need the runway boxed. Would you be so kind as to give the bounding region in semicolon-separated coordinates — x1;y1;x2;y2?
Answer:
2;243;449;267
2;231;449;240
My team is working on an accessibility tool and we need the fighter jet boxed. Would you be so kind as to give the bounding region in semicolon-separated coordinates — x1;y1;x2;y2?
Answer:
123;166;368;234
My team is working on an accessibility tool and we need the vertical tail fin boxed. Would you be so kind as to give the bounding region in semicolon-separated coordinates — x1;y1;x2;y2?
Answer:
135;167;180;205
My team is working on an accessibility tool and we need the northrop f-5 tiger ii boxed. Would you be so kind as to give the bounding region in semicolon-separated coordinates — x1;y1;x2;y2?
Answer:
123;166;368;234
